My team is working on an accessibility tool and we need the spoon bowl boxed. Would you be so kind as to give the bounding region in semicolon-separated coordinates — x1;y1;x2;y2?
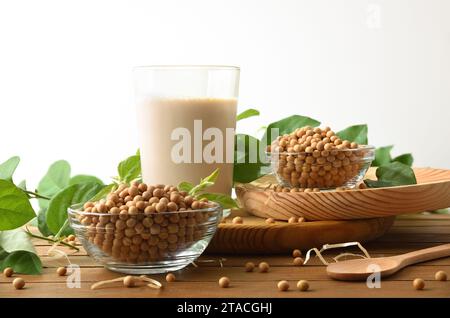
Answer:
326;243;450;281
327;257;402;281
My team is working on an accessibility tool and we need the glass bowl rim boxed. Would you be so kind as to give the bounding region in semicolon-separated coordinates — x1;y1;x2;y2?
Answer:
68;201;222;217
265;144;376;156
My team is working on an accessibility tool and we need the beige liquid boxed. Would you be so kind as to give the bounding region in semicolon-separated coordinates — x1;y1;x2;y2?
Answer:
136;97;237;195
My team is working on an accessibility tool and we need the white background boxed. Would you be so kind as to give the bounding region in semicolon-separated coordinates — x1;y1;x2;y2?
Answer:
1;0;449;187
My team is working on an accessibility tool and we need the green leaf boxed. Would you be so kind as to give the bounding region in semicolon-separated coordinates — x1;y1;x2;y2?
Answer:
118;154;141;183
376;162;417;186
336;124;368;144
37;160;71;209
88;183;117;202
372;145;393;167
196;193;239;209
69;175;104;186
430;208;449;214
0;156;20;182
178;181;194;193
373;145;414;168
392;153;413;167
37;208;53;237
189;182;214;196
200;168;220;184
262;115;321;144
0;250;42;275
0;229;42;274
236;108;260;121
233;164;271;184
364;179;397;188
233;134;269;183
188;169;221;196
46;182;104;235
37;160;71;194
0;229;35;253
0;180;36;230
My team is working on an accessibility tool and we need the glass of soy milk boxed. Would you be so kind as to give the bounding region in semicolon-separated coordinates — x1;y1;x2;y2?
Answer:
133;66;240;195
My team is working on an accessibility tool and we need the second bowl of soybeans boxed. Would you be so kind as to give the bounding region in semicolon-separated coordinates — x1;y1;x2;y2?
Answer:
68;182;222;274
266;126;375;189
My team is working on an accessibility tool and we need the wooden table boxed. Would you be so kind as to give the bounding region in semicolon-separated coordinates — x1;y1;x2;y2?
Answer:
1;213;449;298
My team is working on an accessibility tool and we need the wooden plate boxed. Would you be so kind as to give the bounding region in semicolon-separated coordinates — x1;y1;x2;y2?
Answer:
207;212;394;254
235;168;450;221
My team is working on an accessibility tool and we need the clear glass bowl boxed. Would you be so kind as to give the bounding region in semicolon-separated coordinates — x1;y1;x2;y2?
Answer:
266;145;375;189
68;202;222;274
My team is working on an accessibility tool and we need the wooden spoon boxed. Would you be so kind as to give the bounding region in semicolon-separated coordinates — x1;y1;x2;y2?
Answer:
327;243;450;281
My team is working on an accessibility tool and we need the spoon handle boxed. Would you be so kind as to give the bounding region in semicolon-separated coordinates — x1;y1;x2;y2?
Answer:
396;243;450;267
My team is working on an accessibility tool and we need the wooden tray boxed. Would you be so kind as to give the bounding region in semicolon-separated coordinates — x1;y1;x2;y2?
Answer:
235;168;450;221
207;211;394;254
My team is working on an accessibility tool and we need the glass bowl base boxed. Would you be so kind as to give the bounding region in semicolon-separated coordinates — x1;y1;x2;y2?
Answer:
105;259;192;274
275;173;361;190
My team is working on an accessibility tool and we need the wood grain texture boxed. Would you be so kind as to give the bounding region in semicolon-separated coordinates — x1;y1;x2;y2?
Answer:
236;168;450;221
2;213;449;298
206;214;394;254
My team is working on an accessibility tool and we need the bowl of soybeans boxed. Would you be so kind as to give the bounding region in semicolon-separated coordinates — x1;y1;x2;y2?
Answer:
68;182;222;274
266;126;375;189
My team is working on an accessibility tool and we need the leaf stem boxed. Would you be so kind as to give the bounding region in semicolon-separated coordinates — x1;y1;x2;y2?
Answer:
24;190;51;200
25;227;79;252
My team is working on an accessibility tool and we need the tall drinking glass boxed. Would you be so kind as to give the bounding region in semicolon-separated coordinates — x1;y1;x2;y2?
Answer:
134;66;240;195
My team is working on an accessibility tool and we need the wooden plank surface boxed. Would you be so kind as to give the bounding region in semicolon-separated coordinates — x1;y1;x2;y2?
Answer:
1;213;450;298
